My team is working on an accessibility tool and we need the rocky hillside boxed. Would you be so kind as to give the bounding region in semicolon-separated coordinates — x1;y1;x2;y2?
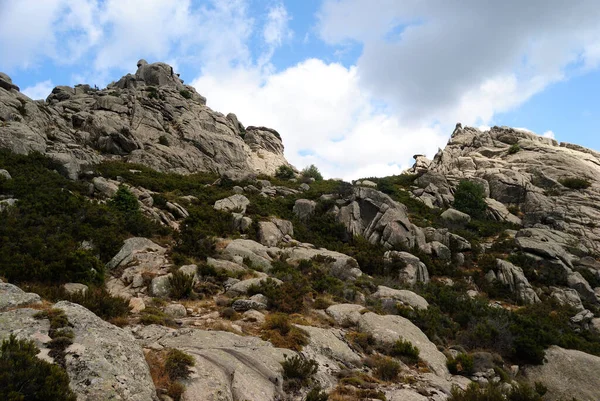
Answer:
2;86;600;400
0;60;289;180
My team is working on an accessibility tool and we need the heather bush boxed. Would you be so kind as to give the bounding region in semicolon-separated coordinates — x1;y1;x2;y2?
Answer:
0;335;77;401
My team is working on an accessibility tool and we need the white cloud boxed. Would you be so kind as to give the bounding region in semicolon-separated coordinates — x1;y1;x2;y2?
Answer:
263;4;292;48
192;58;447;180
543;130;556;139
318;0;600;129
22;80;54;100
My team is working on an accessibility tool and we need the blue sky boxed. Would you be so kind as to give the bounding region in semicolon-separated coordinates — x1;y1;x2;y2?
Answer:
1;0;599;180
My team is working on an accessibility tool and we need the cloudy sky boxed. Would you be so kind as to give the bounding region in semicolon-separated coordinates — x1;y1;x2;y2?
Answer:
1;0;599;180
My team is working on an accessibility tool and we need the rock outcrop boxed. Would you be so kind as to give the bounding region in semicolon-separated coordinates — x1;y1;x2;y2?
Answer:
522;346;600;401
0;61;290;179
0;284;158;401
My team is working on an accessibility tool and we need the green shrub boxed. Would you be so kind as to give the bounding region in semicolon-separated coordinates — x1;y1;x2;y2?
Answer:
453;180;487;219
447;353;474;376
305;386;329;401
68;287;130;321
108;185;139;214
158;135;170;146
347;331;376;354
0;335;77;401
390;338;420;364
373;356;401;381
179;89;192;99
449;382;544;401
508;144;521;154
560;177;591;190
301;164;324;181
281;354;318;393
140;307;175;326
169;271;195;299
167;382;186;401
165;349;195;381
275;165;295;180
262;314;309;351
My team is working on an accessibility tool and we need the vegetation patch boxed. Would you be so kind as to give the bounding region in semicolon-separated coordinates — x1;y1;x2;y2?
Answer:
560;177;591;190
261;313;309;351
281;354;319;393
0;335;77;401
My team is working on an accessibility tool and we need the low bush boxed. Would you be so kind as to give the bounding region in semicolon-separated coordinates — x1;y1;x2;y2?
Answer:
158;135;170;146
262;313;309;351
0;335;77;401
347;331;376;354
305;386;329;401
449;382;544;401
169;271;195;299
140;307;176;327
372;356;402;381
69;287;130;321
453;180;487;219
165;349;195;381
281;354;319;393
447;353;474;376
301;164;324;181
179;89;192;99
508;144;521;154
275;165;295;180
390;338;420;364
560;177;591;190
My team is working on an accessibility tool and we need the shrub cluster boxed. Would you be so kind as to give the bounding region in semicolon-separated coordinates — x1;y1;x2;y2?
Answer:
0;335;77;401
560;177;591;190
453;180;487;219
261;313;309;351
165;349;195;381
281;354;319;393
275;164;295;180
0;151;166;285
449;382;545;401
301;164;324;181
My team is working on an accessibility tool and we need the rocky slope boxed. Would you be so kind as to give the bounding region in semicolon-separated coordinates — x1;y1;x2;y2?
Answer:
3;88;600;400
0;60;289;180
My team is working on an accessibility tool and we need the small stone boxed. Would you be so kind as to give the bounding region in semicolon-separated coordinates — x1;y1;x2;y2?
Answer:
129;297;146;313
63;283;89;295
164;303;187;318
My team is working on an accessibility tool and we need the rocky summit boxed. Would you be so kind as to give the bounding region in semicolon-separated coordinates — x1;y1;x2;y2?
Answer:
0;60;289;180
2;64;600;401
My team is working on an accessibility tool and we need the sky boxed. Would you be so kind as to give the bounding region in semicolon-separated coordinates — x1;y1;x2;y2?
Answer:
1;0;599;181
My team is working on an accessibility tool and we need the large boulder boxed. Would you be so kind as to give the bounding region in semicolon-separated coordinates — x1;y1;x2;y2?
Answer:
371;286;429;310
293;199;316;221
493;259;540;305
337;187;425;250
522;346;600;401
384;251;430;285
357;312;449;377
214;194;250;214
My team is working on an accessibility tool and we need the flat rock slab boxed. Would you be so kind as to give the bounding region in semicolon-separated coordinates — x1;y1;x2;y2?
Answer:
134;326;293;401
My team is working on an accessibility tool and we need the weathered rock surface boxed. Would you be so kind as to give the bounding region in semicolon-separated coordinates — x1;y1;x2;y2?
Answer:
372;286;429;310
134;325;291;401
336;186;425;250
0;298;158;401
357;312;449;377
384;251;430;285
522;346;600;401
0;62;290;179
0;282;42;311
492;259;540;305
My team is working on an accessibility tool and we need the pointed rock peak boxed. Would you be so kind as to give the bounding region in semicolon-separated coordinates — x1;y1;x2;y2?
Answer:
109;59;185;91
